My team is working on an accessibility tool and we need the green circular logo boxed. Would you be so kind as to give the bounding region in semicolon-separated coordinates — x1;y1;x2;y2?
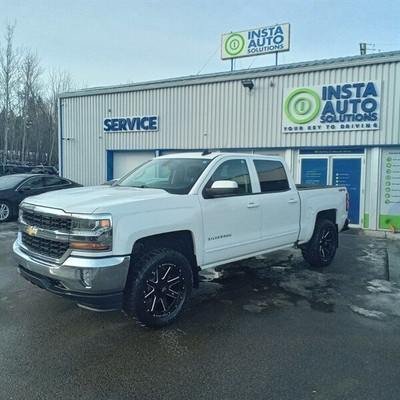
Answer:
225;34;245;56
284;88;320;124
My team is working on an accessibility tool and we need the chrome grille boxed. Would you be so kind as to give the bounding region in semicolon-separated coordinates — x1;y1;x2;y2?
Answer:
22;210;72;232
22;232;69;259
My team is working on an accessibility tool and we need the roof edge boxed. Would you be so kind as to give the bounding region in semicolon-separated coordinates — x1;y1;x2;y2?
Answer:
60;50;400;99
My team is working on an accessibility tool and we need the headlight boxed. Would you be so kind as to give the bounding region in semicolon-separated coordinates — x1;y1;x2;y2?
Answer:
69;215;112;251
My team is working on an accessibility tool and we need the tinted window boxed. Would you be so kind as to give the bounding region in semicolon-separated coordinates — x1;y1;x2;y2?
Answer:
254;160;289;192
205;159;252;195
19;177;44;189
44;177;70;187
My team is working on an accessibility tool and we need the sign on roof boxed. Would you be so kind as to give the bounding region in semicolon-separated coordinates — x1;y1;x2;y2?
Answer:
221;23;290;60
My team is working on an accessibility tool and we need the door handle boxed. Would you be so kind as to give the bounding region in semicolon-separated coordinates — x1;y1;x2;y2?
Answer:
247;202;260;208
288;198;299;204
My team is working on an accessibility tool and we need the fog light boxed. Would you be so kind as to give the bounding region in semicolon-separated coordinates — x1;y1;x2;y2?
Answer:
81;269;93;288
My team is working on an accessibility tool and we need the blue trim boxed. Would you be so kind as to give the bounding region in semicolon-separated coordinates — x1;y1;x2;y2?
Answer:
59;98;63;177
106;151;114;181
109;149;159;153
300;148;365;155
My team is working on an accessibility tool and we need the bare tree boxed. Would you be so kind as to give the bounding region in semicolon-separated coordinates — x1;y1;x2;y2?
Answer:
47;68;75;165
19;50;43;162
0;22;21;171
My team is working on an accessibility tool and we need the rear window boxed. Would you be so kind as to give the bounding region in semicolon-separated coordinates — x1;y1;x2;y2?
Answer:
254;160;290;193
44;177;70;187
0;175;27;190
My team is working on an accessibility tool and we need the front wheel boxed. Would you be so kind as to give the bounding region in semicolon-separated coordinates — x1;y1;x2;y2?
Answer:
123;248;193;328
301;219;338;267
0;201;12;222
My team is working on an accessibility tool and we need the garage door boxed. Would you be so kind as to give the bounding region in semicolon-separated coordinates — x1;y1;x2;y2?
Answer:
113;151;156;179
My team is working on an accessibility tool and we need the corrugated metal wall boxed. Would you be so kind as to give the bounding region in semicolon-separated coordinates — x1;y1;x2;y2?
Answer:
61;59;400;185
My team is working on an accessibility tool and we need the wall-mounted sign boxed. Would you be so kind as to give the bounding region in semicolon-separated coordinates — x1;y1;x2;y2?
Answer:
379;148;400;230
282;81;380;133
104;116;158;132
301;159;328;185
221;23;290;60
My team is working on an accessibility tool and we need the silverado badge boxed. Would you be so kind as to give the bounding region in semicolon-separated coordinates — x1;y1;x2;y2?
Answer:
26;226;38;236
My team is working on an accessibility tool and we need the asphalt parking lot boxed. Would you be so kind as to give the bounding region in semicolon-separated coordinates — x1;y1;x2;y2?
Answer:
1;222;399;400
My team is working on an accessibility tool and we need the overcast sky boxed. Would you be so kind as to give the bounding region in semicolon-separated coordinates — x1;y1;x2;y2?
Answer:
2;0;399;88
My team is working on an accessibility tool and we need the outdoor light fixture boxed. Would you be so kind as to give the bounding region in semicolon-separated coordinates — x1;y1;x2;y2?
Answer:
241;79;254;91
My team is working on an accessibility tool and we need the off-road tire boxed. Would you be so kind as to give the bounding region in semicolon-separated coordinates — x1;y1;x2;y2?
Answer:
0;201;12;222
123;248;192;328
301;219;338;267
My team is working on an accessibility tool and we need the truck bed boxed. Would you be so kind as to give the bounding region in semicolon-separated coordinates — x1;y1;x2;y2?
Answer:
296;184;335;190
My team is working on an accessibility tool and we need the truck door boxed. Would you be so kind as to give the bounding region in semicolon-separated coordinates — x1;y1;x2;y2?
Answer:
253;159;301;249
199;158;261;266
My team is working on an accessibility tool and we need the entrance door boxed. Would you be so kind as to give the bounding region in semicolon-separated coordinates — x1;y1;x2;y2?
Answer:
332;158;362;225
300;155;363;226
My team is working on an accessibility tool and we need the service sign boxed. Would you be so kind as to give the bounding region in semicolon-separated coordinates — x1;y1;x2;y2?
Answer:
104;116;158;132
282;81;380;133
221;23;290;60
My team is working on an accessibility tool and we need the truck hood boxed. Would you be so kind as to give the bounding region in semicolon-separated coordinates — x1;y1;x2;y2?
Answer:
22;186;170;214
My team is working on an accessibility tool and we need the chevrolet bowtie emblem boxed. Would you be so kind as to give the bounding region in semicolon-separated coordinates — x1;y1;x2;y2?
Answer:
26;226;38;236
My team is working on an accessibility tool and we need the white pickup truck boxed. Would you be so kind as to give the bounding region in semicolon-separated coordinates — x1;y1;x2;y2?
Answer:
14;152;349;327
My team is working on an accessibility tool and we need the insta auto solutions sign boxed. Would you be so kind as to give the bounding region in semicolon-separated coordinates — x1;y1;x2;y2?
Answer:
282;81;381;133
221;24;290;60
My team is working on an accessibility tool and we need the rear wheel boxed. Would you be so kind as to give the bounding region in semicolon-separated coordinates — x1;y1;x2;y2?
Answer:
301;219;337;267
0;202;11;222
123;248;192;328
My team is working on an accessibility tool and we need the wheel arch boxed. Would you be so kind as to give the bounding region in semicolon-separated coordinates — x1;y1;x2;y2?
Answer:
129;230;199;288
315;209;339;247
316;209;337;225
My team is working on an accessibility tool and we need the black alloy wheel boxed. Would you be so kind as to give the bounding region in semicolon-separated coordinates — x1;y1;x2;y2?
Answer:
301;219;338;267
143;262;185;317
318;226;336;263
123;248;192;328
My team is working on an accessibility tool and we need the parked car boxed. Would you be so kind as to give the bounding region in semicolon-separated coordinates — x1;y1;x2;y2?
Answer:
0;174;82;222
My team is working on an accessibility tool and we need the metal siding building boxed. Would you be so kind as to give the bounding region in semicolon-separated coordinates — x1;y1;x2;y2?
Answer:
59;51;400;231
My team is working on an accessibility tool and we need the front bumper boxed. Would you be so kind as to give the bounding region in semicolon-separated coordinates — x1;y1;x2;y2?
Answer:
13;240;130;311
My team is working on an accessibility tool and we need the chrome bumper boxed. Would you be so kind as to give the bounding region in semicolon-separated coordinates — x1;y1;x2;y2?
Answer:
13;240;131;310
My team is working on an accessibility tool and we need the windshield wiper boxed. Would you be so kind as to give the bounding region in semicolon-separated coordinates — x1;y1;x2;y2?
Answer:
130;184;149;188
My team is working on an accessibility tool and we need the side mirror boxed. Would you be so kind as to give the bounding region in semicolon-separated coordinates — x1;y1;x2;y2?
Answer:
204;180;239;198
18;186;30;192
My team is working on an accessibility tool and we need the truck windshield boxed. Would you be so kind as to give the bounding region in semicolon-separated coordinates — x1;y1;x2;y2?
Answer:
116;158;211;194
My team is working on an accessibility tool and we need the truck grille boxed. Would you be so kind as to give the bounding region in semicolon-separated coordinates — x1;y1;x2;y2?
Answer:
22;232;69;259
22;210;72;232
